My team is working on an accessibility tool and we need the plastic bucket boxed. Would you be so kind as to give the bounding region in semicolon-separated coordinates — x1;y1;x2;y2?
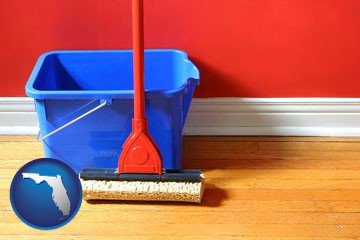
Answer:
25;49;199;173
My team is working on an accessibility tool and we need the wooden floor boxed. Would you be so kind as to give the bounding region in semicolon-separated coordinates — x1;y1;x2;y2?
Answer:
1;136;360;239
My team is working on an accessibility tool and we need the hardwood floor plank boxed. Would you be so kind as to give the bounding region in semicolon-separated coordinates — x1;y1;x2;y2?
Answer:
0;141;42;150
183;159;360;170
3;209;360;225
202;169;360;180
258;141;360;151
204;178;360;190
0;135;37;142
2;199;360;213
2;188;360;202
1;222;359;237
0;236;357;240
183;148;360;160
0;159;37;171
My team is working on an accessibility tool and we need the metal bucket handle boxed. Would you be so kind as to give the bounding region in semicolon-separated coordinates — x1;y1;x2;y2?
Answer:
38;100;109;140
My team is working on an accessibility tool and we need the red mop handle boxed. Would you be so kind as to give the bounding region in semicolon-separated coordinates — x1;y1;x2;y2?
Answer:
132;0;145;120
118;0;162;174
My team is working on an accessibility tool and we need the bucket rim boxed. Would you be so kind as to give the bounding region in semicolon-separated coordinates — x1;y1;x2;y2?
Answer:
25;49;200;100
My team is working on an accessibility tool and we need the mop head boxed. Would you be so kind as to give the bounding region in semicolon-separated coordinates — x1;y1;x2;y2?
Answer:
80;169;205;203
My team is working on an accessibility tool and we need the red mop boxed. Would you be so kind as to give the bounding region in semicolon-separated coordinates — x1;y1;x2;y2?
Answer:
79;0;204;203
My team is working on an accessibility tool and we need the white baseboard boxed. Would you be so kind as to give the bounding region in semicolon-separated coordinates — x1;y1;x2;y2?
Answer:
183;98;360;136
1;97;360;136
0;98;38;135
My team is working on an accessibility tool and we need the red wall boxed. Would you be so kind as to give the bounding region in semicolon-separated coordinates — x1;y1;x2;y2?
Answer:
1;0;360;97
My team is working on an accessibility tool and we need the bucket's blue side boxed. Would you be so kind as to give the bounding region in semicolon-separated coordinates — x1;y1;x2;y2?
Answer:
27;50;199;173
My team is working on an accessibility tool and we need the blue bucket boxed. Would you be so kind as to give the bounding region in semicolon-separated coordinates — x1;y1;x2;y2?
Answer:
26;49;199;173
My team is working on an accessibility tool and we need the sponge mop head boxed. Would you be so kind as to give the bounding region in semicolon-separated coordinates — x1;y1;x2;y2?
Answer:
81;175;205;203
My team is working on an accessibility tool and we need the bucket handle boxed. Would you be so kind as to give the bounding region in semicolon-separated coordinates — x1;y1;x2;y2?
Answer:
38;100;108;141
